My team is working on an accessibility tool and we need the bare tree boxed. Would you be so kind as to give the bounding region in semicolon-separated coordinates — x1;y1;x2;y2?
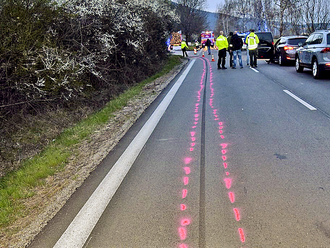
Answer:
174;0;208;42
273;0;303;36
216;0;248;33
303;0;330;33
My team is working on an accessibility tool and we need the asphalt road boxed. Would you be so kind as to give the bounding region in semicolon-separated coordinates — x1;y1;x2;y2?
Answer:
29;49;330;248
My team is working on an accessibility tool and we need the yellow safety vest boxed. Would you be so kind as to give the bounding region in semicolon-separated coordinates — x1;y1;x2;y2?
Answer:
216;35;228;51
246;33;259;50
181;41;188;49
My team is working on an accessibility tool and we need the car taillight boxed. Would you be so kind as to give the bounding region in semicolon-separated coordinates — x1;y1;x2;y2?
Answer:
284;46;294;50
321;47;330;53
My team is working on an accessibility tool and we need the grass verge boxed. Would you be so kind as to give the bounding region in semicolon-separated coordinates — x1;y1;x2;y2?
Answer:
0;55;182;228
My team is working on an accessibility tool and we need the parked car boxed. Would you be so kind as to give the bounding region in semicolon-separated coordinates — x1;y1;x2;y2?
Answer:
295;30;330;79
255;31;274;62
274;36;308;65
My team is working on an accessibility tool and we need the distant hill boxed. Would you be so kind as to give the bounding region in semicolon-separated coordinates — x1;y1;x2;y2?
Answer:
204;11;218;31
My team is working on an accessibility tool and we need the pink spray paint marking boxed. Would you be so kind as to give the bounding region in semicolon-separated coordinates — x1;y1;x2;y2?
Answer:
179;244;188;248
183;167;191;174
228;192;235;203
184;157;192;164
182;189;188;199
190;131;196;137
181;218;191;226
180;204;187;211
178;227;187;240
224;178;232;189
222;149;227;155
222;156;227;161
191;137;196;142
233;208;241;221
238;228;246;243
223;162;228;168
220;143;228;149
225;171;230;176
183;177;189;185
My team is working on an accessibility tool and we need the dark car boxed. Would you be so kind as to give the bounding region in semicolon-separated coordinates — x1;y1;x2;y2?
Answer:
255;31;274;62
274;36;308;65
295;30;330;79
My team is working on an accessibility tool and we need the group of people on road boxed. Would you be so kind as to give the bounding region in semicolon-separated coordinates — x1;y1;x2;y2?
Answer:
216;29;259;69
180;28;260;69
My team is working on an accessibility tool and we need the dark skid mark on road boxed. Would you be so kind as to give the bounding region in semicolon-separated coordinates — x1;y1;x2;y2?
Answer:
199;57;208;248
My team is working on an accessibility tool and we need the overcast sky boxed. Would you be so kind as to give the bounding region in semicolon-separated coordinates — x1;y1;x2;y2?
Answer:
205;0;224;13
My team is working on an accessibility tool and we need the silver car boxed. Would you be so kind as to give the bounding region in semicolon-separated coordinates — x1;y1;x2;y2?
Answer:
295;30;330;79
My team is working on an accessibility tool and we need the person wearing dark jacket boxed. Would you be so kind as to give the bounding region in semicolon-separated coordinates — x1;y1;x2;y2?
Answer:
227;32;234;68
205;38;212;55
230;31;244;69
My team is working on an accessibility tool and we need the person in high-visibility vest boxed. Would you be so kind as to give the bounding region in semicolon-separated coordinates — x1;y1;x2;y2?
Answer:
181;40;189;57
195;40;199;50
216;31;228;69
245;29;259;68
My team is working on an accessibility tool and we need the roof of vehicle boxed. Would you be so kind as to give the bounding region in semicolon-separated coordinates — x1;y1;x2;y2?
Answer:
280;36;308;40
314;30;330;32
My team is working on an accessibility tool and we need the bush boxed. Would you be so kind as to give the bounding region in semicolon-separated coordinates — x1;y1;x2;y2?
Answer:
0;0;178;175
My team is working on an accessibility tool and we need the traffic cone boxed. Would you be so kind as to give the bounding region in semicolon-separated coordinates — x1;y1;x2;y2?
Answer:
211;54;215;62
202;52;205;57
194;48;197;55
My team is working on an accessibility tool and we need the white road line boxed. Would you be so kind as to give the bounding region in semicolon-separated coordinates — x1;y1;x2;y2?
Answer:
250;67;259;73
283;90;317;111
53;59;196;248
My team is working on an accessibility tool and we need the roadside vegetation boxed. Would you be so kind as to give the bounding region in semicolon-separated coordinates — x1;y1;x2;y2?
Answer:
0;0;178;176
0;54;182;229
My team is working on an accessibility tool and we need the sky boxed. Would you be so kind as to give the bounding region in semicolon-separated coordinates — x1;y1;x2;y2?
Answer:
205;0;224;13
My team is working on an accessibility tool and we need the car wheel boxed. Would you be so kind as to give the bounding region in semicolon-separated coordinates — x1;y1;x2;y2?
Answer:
312;58;322;79
295;56;303;72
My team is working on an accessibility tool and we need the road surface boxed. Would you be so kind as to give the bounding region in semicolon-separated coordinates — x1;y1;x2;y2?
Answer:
29;49;330;248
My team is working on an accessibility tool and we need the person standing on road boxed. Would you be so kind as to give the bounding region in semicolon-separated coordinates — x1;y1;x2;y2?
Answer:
245;29;259;67
227;32;234;68
244;31;250;66
231;31;244;69
216;31;228;69
205;38;212;55
195;40;200;50
181;39;189;58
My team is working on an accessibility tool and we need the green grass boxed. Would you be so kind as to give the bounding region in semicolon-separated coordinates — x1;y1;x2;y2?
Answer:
0;55;182;228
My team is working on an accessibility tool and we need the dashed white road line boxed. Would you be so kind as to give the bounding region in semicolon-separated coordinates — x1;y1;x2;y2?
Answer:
283;90;317;111
53;59;196;248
